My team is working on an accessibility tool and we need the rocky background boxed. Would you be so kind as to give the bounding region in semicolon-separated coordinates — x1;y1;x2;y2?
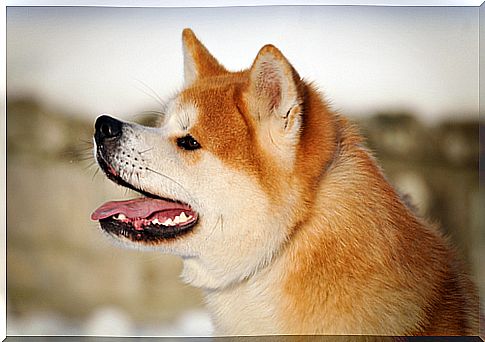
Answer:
6;97;483;335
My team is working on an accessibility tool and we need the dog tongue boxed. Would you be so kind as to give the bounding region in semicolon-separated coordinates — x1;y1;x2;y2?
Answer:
91;197;190;220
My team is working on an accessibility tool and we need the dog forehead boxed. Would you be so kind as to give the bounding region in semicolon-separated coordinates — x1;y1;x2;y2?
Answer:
179;85;250;136
163;84;248;138
178;84;266;171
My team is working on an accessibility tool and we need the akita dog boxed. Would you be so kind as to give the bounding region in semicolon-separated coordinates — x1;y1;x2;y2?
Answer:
91;29;479;336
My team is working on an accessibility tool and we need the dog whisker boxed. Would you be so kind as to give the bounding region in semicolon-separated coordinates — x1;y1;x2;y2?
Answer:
139;147;154;155
132;111;167;127
132;78;165;108
61;149;90;156
61;146;95;161
206;214;223;241
76;150;96;156
83;161;97;170
145;167;198;207
136;110;167;118
91;167;100;181
76;156;96;161
78;138;94;145
128;168;136;187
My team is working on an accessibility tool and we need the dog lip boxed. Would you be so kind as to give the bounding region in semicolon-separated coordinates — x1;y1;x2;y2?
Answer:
96;150;120;180
99;215;198;242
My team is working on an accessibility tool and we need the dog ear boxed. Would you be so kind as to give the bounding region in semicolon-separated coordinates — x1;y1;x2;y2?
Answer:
182;28;227;86
248;45;304;142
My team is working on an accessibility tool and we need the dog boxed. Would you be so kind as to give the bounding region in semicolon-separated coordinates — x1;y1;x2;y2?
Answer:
91;29;479;336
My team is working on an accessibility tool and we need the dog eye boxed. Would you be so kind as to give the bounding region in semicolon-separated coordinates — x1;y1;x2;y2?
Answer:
177;135;201;151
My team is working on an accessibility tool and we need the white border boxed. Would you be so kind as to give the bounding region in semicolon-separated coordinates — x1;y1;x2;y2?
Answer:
1;0;6;340
2;0;483;340
4;0;485;7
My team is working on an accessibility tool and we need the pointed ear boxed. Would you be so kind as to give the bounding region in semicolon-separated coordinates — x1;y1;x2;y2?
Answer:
182;28;227;85
248;45;304;139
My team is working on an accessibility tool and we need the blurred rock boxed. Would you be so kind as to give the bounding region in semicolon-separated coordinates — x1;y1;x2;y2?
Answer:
359;111;479;167
359;112;429;160
7;97;93;162
7;307;213;336
7;310;79;335
83;306;134;336
437;121;479;167
174;309;213;336
392;172;431;216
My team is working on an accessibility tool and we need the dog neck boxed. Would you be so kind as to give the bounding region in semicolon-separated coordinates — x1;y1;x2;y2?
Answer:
200;256;286;335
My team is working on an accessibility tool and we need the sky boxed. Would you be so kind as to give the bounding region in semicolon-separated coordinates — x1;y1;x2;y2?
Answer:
6;5;479;123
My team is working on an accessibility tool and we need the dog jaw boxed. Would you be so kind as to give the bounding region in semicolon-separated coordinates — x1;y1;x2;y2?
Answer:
175;152;293;290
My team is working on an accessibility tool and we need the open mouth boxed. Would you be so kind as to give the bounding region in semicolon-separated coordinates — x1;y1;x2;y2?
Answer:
91;151;198;243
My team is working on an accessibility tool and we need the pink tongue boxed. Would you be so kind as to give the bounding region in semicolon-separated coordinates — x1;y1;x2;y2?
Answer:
91;197;190;220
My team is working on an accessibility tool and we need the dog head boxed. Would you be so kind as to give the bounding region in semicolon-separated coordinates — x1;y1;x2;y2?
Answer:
92;29;337;289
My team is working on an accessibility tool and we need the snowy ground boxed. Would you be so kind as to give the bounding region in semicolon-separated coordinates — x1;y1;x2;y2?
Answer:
7;307;213;337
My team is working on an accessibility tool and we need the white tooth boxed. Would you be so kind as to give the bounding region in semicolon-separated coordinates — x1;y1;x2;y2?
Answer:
163;218;174;226
173;216;181;224
152;218;160;224
187;215;193;220
118;214;126;220
179;212;188;223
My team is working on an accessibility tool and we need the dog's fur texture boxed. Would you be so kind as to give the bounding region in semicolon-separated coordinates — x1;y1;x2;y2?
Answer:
94;29;479;336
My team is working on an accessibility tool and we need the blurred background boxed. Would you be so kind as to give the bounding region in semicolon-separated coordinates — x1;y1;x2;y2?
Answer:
6;5;483;336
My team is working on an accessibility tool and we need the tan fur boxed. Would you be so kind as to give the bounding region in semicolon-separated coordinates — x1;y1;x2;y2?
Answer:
278;118;479;334
99;29;479;336
179;29;479;335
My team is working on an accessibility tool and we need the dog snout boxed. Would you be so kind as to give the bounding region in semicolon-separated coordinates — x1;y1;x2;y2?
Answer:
95;115;123;144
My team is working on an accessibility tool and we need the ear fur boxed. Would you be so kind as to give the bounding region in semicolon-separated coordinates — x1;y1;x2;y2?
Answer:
248;45;304;141
182;28;227;85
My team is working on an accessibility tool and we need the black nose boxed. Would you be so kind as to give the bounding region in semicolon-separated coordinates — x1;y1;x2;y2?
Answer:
94;115;123;144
